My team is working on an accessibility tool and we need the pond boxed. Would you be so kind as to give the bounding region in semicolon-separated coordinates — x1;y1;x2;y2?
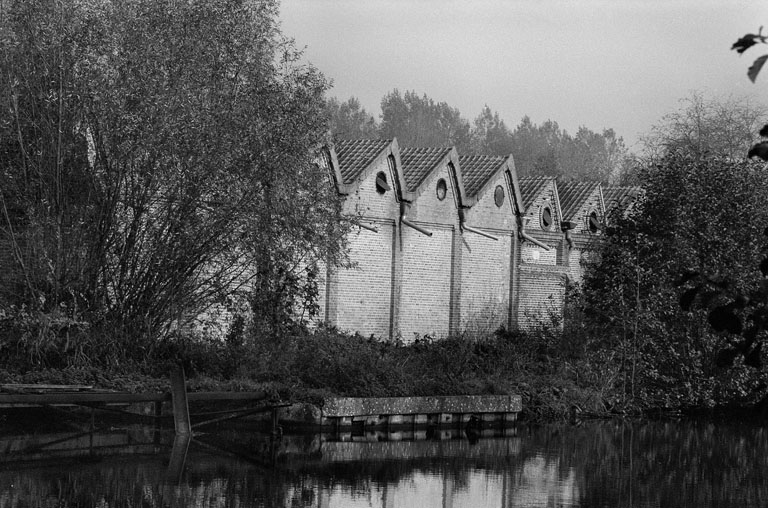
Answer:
1;417;767;507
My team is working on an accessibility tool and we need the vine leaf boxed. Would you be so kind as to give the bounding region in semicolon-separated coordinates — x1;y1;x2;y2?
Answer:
760;124;768;137
748;141;768;160
748;54;768;83
732;31;765;54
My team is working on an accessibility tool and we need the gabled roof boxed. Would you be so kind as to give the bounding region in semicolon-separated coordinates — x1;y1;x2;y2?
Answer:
602;185;642;212
557;181;603;221
335;139;393;185
399;146;470;207
325;138;410;200
519;176;557;212
459;155;505;198
459;154;524;214
400;147;454;193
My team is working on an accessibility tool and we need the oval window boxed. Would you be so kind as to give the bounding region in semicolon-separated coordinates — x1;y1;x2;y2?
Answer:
436;178;447;201
541;206;553;230
375;171;390;194
494;185;505;207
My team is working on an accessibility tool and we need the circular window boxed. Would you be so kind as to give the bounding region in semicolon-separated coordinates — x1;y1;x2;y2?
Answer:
541;206;553;230
494;185;505;207
436;178;447;201
375;171;389;194
588;211;600;233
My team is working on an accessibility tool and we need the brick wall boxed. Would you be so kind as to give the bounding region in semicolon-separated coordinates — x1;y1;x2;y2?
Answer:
517;264;568;329
397;163;461;341
333;222;394;338
398;225;453;341
460;233;512;334
460;169;518;334
326;152;402;338
517;180;567;329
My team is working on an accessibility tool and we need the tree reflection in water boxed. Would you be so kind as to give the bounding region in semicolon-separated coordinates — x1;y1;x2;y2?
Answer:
0;419;766;507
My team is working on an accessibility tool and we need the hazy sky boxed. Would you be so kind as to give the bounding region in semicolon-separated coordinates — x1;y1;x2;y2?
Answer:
279;0;767;150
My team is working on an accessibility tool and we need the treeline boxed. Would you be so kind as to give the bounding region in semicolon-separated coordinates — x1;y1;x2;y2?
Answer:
327;91;630;183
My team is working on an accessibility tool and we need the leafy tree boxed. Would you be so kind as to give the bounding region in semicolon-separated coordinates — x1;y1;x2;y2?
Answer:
640;91;767;160
325;96;379;141
580;153;768;408
379;89;471;151
505;116;628;182
673;27;768;379
469;105;514;155
0;0;345;356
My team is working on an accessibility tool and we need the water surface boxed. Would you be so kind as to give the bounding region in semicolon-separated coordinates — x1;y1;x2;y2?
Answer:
1;418;766;507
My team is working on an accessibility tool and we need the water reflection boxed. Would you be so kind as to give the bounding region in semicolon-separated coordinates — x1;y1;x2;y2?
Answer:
1;419;767;507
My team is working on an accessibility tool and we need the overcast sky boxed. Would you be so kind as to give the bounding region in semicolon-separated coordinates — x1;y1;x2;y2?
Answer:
279;0;767;151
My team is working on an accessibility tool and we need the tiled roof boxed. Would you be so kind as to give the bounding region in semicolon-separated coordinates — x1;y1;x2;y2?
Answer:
400;147;453;192
519;177;555;211
458;155;505;198
602;185;642;211
557;181;601;221
335;139;392;185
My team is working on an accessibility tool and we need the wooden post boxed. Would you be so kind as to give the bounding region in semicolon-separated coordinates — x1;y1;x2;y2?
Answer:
170;365;191;435
166;433;191;484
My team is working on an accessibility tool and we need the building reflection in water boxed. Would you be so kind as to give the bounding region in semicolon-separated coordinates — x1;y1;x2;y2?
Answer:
2;419;768;507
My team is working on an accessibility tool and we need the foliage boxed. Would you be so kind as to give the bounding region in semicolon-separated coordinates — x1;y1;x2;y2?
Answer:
470;105;515;155
379;89;472;151
325;96;379;140
0;0;345;352
670;26;768;377
580;152;768;409
640;91;767;160
506;116;628;182
732;26;768;83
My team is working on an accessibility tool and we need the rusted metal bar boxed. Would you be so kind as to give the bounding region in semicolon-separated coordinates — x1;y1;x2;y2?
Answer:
357;222;379;233
462;224;499;241
520;231;551;250
401;217;433;237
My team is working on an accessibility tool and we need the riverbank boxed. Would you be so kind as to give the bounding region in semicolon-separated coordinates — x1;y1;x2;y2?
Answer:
2;324;766;422
0;325;630;422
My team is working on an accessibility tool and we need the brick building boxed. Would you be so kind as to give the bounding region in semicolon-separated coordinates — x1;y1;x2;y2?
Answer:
458;154;523;333
322;139;536;341
557;180;605;284
515;177;569;328
318;140;649;339
0;133;641;341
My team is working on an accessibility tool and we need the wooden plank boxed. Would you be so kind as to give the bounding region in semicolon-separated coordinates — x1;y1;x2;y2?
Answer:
0;384;94;391
187;391;268;402
170;366;191;435
0;391;268;407
0;392;169;405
